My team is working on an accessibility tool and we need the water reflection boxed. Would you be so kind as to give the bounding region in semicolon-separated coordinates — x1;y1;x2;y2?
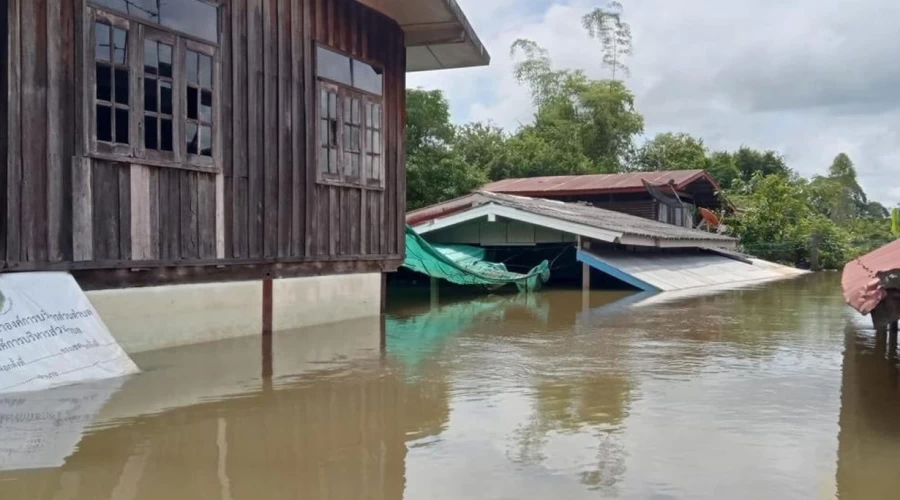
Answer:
5;274;900;499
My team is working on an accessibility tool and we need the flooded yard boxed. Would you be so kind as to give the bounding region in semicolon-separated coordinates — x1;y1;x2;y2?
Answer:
2;274;899;499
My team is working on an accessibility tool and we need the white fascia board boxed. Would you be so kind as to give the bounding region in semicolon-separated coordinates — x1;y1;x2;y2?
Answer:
412;203;624;243
656;238;738;249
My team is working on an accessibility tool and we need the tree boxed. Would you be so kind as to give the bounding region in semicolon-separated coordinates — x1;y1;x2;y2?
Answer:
707;151;741;189
406;88;455;154
582;2;633;81
635;133;708;172
734;147;791;182
808;153;872;223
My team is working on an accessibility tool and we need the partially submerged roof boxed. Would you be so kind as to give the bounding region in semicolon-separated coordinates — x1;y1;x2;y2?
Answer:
482;170;720;197
408;192;737;249
356;0;490;71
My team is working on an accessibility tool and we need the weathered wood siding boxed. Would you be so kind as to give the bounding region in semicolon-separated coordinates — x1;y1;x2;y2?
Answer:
2;0;406;284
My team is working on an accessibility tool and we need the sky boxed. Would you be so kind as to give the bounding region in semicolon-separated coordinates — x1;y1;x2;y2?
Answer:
407;0;900;207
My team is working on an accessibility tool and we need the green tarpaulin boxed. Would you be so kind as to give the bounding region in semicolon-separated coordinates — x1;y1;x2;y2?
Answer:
403;226;550;292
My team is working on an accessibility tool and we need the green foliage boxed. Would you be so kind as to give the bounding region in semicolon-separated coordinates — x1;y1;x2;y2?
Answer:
707;151;741;189
733;147;791;181
635;132;708;172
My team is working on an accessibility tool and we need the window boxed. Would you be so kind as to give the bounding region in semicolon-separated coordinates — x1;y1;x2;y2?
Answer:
87;3;218;171
316;46;384;187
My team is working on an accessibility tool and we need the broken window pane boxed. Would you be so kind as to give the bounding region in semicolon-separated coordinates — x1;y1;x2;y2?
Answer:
352;60;382;96
145;115;158;150
199;54;212;87
114;68;129;105
115;108;129;144
144;40;158;75
160;82;173;115
186;123;199;155
200;90;213;122
96;65;112;101
159;43;173;78
160;119;173;151
96;105;112;142
113;28;127;64
144;78;158;112
200;125;212;157
187;50;199;84
187;87;199;120
95;23;110;61
317;47;351;85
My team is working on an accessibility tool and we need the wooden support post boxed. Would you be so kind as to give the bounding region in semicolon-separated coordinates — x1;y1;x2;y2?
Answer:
579;236;590;310
430;276;439;309
890;321;899;347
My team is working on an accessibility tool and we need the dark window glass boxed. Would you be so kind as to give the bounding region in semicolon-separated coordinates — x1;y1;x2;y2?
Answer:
160;82;172;114
200;125;212;157
160;119;173;151
200;90;212;122
187;87;198;120
91;0;218;42
144;40;158;75
199;54;212;87
144;78;158;111
96;105;112;141
317;47;351;85
113;28;127;64
186;123;199;155
115;109;129;144
186;50;199;84
159;119;174;151
145;115;158;150
95;22;110;61
96;65;112;101
114;68;129;105
158;43;173;78
352;60;383;96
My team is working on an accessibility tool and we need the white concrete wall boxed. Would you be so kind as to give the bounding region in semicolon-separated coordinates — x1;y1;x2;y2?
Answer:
88;280;263;354
87;272;383;354
272;273;382;331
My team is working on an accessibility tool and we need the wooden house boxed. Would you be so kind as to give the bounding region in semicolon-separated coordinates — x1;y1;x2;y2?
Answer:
0;0;489;351
483;170;724;228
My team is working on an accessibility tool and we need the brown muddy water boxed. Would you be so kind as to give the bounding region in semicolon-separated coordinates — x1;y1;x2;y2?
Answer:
1;273;898;499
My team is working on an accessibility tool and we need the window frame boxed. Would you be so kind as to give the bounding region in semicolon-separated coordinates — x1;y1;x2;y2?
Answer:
84;5;220;174
315;45;385;190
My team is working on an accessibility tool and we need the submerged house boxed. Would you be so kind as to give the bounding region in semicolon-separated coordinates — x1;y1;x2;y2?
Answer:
0;0;489;352
483;170;724;228
408;192;802;293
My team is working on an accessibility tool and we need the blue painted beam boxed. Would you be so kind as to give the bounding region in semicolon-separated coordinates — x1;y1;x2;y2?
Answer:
576;250;661;292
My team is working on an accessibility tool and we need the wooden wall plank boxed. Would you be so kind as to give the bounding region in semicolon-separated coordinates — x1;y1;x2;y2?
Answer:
221;0;234;259
92;162;119;261
304;0;316;256
262;0;278;258
5;0;20;263
216;172;225;259
148;167;159;260
247;0;263;258
276;0;293;258
290;0;304;256
199;173;217;259
232;0;249;258
181;171;199;259
72;157;93;261
396;30;408;257
117;165;131;259
20;0;48;262
130;165;152;260
157;168;171;260
46;0;65;262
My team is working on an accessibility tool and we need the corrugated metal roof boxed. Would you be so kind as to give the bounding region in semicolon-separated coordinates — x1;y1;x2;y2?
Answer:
583;249;803;292
842;239;900;314
409;192;736;245
482;170;717;196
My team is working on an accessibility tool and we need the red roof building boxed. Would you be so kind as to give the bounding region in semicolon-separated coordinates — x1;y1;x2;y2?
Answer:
482;170;723;228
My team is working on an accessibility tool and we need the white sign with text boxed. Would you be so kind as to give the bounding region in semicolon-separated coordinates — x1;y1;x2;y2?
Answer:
0;272;139;394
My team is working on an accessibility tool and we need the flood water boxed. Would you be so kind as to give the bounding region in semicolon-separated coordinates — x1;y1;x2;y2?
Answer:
2;273;899;499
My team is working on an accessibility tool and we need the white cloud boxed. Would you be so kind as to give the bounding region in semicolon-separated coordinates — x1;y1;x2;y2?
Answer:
407;0;900;206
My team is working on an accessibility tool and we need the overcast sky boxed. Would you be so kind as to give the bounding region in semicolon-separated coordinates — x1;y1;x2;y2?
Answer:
407;0;900;207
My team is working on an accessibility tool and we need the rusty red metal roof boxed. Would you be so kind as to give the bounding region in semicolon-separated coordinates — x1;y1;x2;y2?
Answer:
842;239;900;315
481;170;718;196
